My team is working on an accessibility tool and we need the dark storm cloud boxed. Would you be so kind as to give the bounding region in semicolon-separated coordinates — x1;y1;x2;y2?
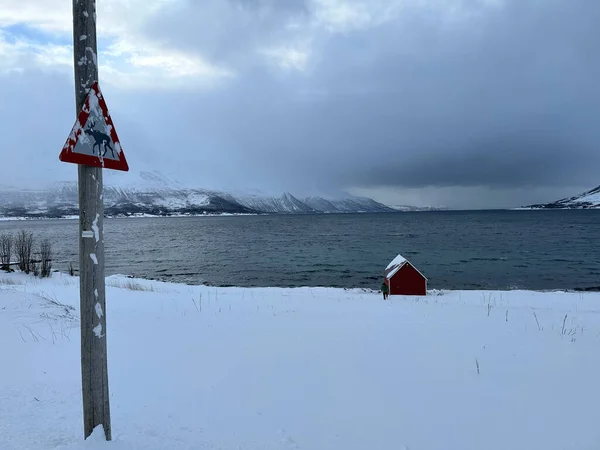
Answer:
2;0;598;209
139;0;600;194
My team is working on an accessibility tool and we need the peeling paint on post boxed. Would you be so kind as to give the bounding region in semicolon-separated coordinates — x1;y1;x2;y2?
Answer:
73;0;111;441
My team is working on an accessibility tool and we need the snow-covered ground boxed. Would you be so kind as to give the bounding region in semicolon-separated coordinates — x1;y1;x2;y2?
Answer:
2;272;600;450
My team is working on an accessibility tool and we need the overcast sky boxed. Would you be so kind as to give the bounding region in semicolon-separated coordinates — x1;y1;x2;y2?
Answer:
0;0;598;209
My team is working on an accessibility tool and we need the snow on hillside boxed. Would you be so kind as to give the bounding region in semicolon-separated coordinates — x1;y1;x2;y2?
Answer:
0;174;253;218
229;192;397;214
231;192;315;213
524;185;600;209
391;204;449;212
576;186;600;205
2;272;600;449
0;172;399;218
303;196;395;213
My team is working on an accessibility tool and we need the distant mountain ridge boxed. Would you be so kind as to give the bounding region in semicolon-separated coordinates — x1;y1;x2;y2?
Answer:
229;192;316;214
0;171;399;218
391;204;449;212
304;197;396;213
522;185;600;210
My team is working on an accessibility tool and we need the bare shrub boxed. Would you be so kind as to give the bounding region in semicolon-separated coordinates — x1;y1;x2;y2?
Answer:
32;259;39;277
15;230;34;273
0;233;12;271
37;290;76;314
40;240;53;278
68;262;75;276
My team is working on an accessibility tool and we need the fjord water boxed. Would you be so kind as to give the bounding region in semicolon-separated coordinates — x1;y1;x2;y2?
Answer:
1;210;599;290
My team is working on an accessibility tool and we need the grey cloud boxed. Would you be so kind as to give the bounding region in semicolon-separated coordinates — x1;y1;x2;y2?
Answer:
231;0;309;13
0;71;75;187
133;0;600;202
1;0;599;209
0;72;173;189
143;0;310;69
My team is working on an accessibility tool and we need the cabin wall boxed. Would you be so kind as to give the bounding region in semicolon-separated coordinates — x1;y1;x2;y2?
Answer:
389;264;427;296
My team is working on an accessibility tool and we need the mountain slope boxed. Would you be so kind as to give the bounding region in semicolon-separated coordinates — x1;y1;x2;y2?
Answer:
0;177;256;218
524;185;600;209
303;196;395;213
0;171;400;218
391;205;449;212
231;192;316;214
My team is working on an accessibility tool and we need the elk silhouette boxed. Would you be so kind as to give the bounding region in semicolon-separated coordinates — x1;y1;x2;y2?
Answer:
84;119;116;158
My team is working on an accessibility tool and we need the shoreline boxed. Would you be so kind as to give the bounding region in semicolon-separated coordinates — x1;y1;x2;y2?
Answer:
3;270;597;295
105;272;600;294
2;209;600;221
0;212;260;221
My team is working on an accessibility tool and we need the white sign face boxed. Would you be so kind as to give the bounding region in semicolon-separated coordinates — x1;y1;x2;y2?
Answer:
60;81;129;171
73;96;119;161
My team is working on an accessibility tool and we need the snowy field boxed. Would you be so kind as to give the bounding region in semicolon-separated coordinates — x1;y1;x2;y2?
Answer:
1;272;600;450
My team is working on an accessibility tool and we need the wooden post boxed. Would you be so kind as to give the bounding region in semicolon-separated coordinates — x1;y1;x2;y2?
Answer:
73;0;111;441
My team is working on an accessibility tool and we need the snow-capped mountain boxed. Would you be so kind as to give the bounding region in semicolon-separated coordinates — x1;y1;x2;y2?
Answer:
0;180;252;218
229;192;316;214
0;171;398;218
523;185;600;209
303;196;396;213
390;205;449;212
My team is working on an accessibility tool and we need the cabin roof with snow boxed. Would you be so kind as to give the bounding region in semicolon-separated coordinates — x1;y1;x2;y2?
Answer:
384;254;428;280
386;254;407;270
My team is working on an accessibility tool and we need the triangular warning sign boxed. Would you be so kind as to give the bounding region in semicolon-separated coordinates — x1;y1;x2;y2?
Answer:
59;81;129;171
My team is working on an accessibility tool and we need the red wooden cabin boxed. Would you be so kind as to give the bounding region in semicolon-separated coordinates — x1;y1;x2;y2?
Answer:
384;254;427;296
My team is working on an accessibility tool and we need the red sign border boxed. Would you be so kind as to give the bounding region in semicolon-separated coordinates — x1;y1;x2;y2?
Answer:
59;81;129;172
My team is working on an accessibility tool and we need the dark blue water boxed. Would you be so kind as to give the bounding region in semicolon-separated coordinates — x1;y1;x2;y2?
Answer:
1;210;599;290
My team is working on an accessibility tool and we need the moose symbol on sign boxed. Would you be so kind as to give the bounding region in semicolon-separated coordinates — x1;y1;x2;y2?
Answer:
85;119;116;158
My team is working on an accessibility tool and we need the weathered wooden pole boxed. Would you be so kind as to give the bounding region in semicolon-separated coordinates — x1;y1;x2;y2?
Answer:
73;0;111;441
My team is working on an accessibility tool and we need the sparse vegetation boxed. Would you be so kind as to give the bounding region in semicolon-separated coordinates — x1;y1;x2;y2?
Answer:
0;233;12;271
15;230;34;274
107;279;156;292
40;240;53;278
533;311;542;331
0;277;22;286
37;290;76;314
32;259;39;277
1;231;55;278
482;292;496;317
